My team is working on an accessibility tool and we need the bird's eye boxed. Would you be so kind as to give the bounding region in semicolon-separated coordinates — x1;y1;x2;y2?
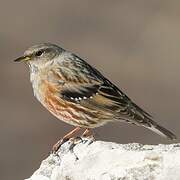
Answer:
35;50;44;57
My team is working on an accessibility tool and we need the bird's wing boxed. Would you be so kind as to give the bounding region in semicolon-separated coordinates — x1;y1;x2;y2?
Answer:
54;53;152;124
61;78;151;123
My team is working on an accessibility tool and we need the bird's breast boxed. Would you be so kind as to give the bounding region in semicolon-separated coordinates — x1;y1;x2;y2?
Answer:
29;70;112;128
30;70;51;103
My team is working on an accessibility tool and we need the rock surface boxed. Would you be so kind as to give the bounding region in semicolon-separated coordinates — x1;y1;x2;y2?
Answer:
26;137;180;180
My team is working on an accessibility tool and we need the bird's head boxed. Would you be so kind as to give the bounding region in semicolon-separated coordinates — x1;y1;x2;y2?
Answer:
14;43;64;68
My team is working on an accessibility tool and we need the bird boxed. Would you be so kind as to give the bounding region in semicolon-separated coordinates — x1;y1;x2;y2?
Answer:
14;43;177;151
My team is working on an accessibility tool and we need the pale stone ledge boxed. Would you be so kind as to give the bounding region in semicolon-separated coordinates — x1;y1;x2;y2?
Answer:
26;137;180;180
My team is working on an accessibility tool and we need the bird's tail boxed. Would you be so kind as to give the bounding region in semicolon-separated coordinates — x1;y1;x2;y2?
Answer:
115;99;177;140
144;118;177;140
129;102;177;140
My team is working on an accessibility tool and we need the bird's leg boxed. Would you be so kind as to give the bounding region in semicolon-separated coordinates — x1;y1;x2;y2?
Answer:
52;127;81;153
82;128;94;138
81;128;95;144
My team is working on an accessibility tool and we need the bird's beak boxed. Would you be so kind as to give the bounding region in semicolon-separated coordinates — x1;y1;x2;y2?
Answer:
14;55;31;62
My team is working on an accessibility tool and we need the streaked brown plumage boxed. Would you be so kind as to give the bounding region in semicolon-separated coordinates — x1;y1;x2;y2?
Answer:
14;43;177;151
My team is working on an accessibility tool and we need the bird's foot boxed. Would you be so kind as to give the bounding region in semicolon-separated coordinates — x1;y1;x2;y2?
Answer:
51;127;81;154
50;128;95;154
51;136;84;154
51;137;69;154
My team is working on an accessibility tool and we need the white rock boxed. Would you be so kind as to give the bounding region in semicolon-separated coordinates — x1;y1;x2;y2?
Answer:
26;138;180;180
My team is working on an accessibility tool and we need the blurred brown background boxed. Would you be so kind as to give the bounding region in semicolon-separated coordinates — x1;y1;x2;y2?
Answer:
0;0;180;179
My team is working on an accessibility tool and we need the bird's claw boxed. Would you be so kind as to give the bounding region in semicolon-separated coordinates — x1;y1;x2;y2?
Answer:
51;137;69;154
